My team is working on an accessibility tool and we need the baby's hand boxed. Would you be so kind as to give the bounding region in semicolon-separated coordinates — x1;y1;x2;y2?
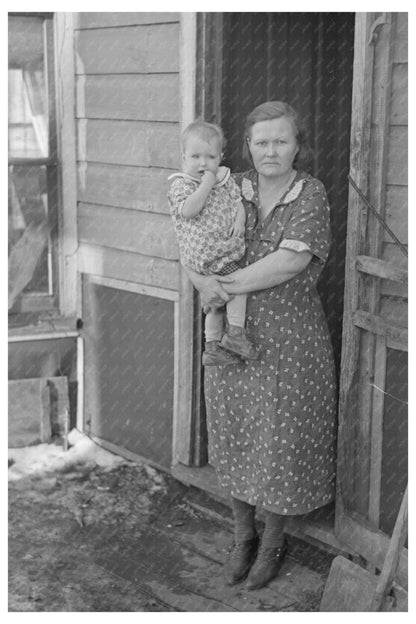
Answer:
229;221;245;238
200;170;217;188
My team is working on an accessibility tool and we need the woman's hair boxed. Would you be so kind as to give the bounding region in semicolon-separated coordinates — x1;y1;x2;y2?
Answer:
242;101;313;169
182;119;225;152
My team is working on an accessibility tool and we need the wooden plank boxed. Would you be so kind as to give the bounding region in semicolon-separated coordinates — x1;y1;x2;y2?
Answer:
336;13;375;522
77;163;172;214
172;13;197;466
74;13;179;29
385;185;407;244
77;119;180;169
47;376;70;438
8;378;51;447
393;13;408;63
77;74;179;122
368;335;387;526
75;24;179;74
390;63;408;125
381;242;408;297
337;511;407;591
379;296;408;328
55;13;78;318
356;255;407;283
78;243;179;291
78;203;179;260
386;126;408;186
353;310;408;348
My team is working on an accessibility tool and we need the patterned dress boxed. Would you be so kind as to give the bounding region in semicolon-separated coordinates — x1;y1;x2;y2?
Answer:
167;171;245;275
204;169;337;515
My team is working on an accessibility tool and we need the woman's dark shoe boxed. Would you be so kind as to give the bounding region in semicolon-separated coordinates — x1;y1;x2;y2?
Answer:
223;534;259;586
220;325;258;360
246;539;288;590
202;340;242;366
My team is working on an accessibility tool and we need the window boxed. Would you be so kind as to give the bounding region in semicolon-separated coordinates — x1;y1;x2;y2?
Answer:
8;13;59;320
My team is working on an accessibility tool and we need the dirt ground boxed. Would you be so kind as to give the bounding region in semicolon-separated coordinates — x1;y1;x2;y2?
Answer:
8;446;335;612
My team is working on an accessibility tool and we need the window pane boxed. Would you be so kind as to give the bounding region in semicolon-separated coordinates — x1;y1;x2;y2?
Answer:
8;16;49;159
8;165;52;306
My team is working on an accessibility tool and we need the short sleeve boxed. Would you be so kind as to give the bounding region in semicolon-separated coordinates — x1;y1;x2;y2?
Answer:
280;180;331;263
226;176;243;203
167;178;196;217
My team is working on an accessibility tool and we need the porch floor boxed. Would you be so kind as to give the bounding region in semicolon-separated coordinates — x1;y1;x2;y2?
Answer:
9;449;334;612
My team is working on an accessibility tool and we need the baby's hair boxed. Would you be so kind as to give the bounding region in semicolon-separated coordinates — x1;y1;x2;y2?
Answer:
182;119;225;152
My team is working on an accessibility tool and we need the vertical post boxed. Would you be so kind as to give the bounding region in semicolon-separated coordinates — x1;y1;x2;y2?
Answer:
172;13;197;465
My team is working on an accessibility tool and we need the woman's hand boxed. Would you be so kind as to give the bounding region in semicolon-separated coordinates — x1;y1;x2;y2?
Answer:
199;275;235;312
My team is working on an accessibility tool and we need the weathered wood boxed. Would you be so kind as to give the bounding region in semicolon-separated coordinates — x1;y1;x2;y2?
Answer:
172;13;197;466
393;12;408;63
8;378;51;447
337;13;375;524
77;119;180;169
379;296;408;328
381;242;408;297
353;310;408;347
75;24;179;74
78;203;178;260
385;185;407;244
336;511;408;591
368;335;387;526
356;255;407;283
47;376;70;437
390;63;408;125
76;74;179;122
386;126;408;186
77;163;172;214
78;243;179;291
55;13;78;318
74;13;179;29
371;486;408;610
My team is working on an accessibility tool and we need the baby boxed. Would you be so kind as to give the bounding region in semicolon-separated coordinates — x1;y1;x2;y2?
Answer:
168;120;258;366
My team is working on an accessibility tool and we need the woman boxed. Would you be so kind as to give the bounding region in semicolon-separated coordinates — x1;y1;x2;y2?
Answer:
185;101;337;590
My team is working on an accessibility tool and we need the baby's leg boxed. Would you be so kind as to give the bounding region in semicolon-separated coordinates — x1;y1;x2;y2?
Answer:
205;309;224;342
226;294;247;329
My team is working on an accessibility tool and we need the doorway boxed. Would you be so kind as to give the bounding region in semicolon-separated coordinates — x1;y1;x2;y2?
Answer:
193;12;355;467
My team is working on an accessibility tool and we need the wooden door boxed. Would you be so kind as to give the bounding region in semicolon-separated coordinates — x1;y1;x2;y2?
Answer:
336;13;408;589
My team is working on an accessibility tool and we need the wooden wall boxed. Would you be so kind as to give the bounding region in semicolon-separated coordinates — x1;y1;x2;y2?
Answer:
73;12;181;290
379;12;408;325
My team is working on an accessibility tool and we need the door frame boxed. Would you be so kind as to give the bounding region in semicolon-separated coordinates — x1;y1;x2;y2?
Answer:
335;12;407;588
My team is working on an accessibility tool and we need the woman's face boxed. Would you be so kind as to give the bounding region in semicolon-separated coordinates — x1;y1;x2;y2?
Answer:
247;117;299;179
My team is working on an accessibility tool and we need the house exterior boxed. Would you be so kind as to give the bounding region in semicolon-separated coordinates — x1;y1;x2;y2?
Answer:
8;12;407;585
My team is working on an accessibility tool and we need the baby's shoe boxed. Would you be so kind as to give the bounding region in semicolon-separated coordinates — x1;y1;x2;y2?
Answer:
202;340;242;366
220;325;258;360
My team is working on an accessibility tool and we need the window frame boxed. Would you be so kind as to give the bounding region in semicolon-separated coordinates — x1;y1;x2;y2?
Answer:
8;12;78;327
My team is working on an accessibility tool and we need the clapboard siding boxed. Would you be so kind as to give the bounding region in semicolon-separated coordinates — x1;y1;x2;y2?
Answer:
78;243;179;290
385;185;407;244
75;24;179;74
385;126;407;186
393;12;408;62
77;119;180;169
74;13;179;29
390;64;408;125
77;163;171;214
76;74;179;122
78;203;179;261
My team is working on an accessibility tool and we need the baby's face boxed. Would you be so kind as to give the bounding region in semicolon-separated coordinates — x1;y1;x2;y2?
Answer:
182;134;222;179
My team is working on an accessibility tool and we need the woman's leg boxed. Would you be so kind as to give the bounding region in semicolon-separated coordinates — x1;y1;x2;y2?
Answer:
246;511;287;590
223;497;258;586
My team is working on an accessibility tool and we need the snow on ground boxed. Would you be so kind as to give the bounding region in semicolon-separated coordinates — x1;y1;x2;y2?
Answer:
8;428;128;481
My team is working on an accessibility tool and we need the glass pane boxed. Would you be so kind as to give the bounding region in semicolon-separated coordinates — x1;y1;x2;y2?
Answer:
8;16;49;159
8;165;51;306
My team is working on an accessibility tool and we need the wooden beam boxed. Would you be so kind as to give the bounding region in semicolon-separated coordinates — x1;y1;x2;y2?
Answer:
356;255;407;283
353;310;408;347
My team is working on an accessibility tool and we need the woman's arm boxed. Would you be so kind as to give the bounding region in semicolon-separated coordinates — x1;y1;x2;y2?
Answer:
182;265;234;310
222;247;313;295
